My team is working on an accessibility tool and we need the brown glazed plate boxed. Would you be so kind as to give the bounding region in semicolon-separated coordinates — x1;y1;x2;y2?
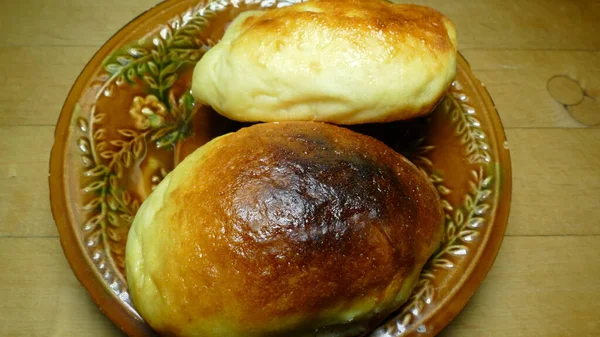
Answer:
49;0;512;336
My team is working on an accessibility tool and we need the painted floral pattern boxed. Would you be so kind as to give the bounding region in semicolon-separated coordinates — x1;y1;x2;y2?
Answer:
129;95;167;130
71;1;501;336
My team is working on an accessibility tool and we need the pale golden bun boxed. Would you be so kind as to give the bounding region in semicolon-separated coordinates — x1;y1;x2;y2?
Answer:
126;122;444;337
191;0;457;125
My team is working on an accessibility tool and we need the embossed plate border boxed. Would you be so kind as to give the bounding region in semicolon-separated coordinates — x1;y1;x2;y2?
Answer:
49;1;512;336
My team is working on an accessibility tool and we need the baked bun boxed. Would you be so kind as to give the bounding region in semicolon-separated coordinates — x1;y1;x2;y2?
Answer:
191;0;457;124
126;122;443;337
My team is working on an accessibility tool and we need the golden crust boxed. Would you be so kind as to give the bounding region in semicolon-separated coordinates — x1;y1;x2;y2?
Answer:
238;0;455;54
192;0;457;124
126;122;444;337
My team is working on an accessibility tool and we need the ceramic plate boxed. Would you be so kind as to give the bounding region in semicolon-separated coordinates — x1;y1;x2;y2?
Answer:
49;0;512;336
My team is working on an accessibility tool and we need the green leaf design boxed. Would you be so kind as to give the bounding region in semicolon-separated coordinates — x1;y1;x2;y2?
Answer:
84;165;108;177
105;63;122;74
117;129;137;138
147;61;159;76
127;68;137;83
143;75;159;89
181;92;195;112
84;180;106;193
82;198;102;212
117;55;133;66
129;48;148;57
155;130;180;148
83;214;102;231
162;74;178;92
82;0;306;294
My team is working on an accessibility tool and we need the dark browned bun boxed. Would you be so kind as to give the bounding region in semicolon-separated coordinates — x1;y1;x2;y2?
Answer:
126;121;444;337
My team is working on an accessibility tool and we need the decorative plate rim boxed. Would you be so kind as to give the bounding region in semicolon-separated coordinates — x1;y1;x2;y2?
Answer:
410;56;512;336
49;1;512;336
49;1;184;336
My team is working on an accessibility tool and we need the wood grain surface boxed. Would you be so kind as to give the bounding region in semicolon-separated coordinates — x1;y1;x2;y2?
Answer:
1;0;599;336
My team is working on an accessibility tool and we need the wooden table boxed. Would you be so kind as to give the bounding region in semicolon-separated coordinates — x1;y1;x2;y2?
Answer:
1;0;599;336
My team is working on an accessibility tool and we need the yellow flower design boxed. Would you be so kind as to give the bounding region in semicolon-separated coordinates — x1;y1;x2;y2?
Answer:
129;95;167;130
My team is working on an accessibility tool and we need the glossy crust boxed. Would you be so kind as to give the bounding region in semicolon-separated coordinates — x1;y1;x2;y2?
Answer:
192;0;457;124
126;122;444;337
